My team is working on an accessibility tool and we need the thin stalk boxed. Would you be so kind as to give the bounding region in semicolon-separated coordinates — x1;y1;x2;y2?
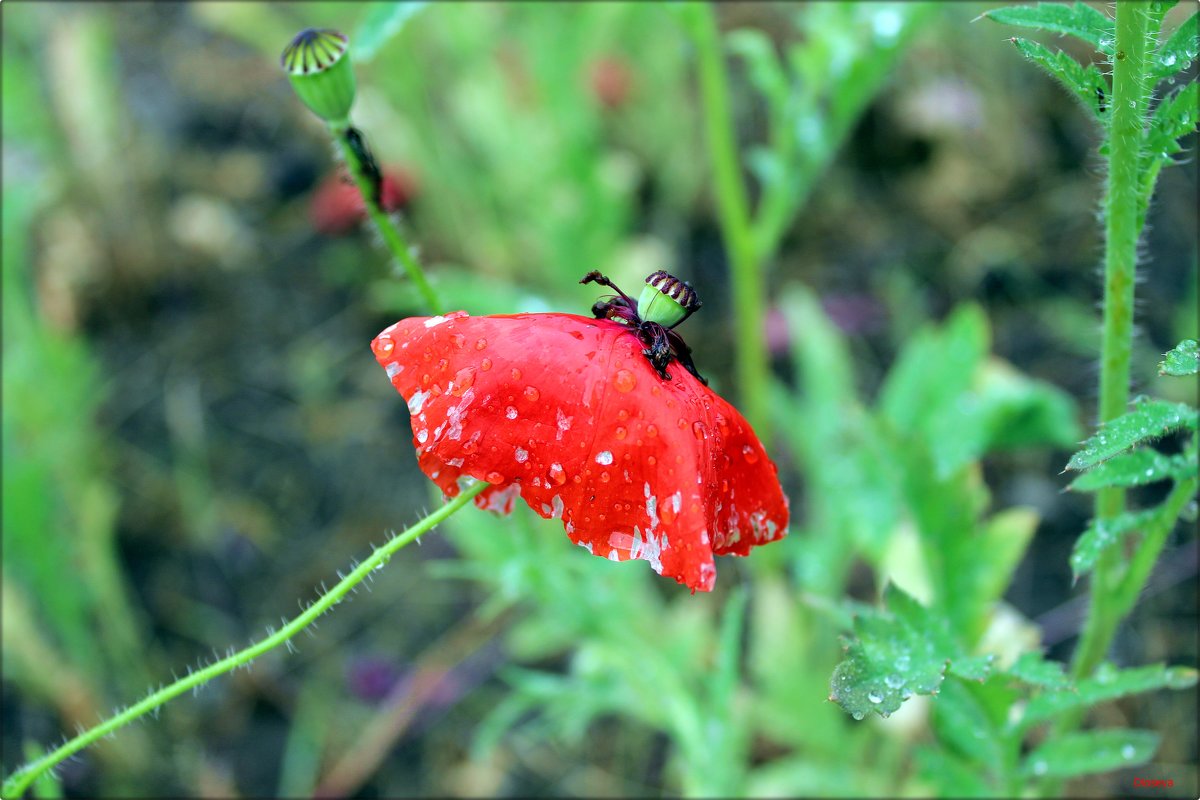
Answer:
332;124;443;315
692;3;770;438
1070;0;1151;682
1;481;487;799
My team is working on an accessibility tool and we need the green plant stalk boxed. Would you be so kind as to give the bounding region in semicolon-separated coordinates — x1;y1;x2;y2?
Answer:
0;481;487;799
1070;0;1151;684
331;124;443;315
692;4;769;438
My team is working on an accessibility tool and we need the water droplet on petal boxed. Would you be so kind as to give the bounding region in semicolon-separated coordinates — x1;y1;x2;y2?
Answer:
614;426;627;440
485;471;505;484
613;369;637;393
742;444;760;464
548;463;566;485
506;406;518;420
646;424;658;438
524;386;540;402
475;338;488;350
373;336;395;357
596;451;613;465
692;421;706;440
480;358;492;371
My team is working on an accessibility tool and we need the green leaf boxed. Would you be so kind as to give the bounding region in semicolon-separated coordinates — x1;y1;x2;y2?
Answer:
1007;37;1109;121
975;508;1040;610
915;746;994;797
1020;663;1198;728
1065;399;1198;470
1159;338;1199;376
726;29;788;110
1069;508;1159;579
829;585;991;719
932;678;1007;769
1008;652;1073;690
1021;729;1159;778
353;2;429;63
982;3;1115;51
1067;448;1195;491
1151;11;1198;81
1144;83;1199;167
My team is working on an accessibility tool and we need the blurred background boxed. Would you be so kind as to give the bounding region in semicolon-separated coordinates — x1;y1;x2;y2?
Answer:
2;2;1196;797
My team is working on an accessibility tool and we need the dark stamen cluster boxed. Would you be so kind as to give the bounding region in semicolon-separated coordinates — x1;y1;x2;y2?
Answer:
580;271;707;385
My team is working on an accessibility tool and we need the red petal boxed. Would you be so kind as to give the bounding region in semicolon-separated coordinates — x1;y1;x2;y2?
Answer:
372;312;788;592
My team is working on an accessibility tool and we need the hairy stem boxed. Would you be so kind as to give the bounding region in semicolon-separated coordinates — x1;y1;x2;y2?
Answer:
332;125;443;315
1070;0;1151;683
1;481;487;799
692;4;770;438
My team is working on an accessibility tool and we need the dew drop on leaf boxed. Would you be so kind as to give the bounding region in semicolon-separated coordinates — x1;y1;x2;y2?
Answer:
1032;760;1048;776
885;674;903;689
852;711;865;721
867;691;883;704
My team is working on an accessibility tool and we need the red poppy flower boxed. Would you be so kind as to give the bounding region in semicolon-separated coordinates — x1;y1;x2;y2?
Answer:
309;167;419;235
371;272;788;592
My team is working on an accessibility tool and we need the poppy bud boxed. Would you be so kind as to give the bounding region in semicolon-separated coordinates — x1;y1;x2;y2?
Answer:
282;28;356;127
637;270;701;328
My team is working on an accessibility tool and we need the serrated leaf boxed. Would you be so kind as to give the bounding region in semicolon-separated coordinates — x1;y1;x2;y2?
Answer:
726;29;789;109
353;2;429;63
1022;729;1159;778
1020;663;1198;728
1008;37;1109;121
1067;448;1196;491
1144;83;1199;166
1159;338;1199;376
1069;508;1159;579
1065;399;1198;470
1152;11;1198;81
982;3;1115;51
1008;652;1073;689
829;584;988;719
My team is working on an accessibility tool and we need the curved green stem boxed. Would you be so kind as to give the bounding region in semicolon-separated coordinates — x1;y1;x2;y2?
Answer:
1;481;487;799
1071;0;1151;683
692;3;770;438
332;125;443;315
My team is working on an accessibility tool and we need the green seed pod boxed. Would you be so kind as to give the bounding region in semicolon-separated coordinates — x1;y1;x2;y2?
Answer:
637;270;701;328
282;28;356;127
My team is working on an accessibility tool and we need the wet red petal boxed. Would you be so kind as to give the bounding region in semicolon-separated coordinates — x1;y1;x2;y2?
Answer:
373;312;788;592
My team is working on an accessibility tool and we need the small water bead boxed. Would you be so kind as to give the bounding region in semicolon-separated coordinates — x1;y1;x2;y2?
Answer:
647;455;656;465
692;421;706;440
646;424;658;438
437;357;450;373
600;472;610;483
613;369;637;393
506;406;518;420
617;408;629;421
480;357;492;371
851;711;865;721
422;349;433;363
885;674;904;689
515;447;529;463
510;367;522;381
614;426;627;440
548;463;566;485
475;338;488;350
524;386;540;402
742;444;760;464
421;373;432;387
451;333;466;349
595;451;614;465
373;337;396;357
485;471;505;484
1121;744;1136;760
677;417;687;429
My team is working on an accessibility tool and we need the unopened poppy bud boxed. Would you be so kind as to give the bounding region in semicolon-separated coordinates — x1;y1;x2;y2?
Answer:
637;270;701;328
282;28;356;127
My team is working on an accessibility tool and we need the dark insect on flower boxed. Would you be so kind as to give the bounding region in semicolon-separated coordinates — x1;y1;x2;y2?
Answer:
583;270;706;384
371;272;788;592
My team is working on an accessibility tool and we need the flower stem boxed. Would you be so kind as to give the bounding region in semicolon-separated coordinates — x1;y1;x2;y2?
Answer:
0;481;487;799
692;4;769;438
1069;0;1151;683
332;124;443;315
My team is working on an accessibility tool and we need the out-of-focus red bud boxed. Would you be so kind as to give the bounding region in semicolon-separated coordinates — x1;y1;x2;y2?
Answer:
309;167;419;236
588;56;632;110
